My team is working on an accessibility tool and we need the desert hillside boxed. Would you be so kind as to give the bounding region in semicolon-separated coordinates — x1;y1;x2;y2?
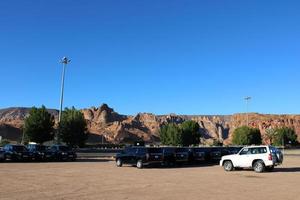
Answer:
1;104;300;144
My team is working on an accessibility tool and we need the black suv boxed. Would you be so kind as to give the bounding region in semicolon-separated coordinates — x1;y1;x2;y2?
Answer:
174;147;193;164
0;148;4;162
116;147;164;169
47;145;77;161
191;147;209;162
3;144;32;161
27;144;52;161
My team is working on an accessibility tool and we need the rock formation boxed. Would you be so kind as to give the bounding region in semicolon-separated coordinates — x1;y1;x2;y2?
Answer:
1;104;300;144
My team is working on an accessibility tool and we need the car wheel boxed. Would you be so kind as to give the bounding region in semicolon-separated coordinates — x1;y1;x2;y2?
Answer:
136;160;143;169
223;160;234;171
266;166;274;172
116;158;123;167
253;160;265;173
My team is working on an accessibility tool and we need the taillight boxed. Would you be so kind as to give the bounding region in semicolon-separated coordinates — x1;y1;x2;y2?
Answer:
268;153;272;161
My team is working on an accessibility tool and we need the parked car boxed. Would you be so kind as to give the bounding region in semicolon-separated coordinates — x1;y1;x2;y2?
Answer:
174;147;192;164
3;144;32;161
209;147;223;162
27;144;52;161
220;145;283;173
226;146;243;155
47;145;77;161
0;149;5;162
115;147;164;169
191;147;207;162
161;147;176;166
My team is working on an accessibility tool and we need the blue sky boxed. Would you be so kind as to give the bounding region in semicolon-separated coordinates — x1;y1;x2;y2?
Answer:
0;0;299;115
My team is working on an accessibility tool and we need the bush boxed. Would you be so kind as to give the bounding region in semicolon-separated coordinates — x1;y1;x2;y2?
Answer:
160;120;202;146
160;123;182;146
232;126;262;145
58;107;88;147
272;127;298;146
23;106;55;144
180;120;201;146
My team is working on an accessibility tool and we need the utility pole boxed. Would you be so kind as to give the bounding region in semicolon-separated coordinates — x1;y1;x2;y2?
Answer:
57;57;70;143
244;96;251;126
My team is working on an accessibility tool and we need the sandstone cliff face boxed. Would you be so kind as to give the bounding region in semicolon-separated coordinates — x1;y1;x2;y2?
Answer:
1;105;300;144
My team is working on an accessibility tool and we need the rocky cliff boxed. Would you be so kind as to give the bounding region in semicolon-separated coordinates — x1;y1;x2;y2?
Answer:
1;104;300;144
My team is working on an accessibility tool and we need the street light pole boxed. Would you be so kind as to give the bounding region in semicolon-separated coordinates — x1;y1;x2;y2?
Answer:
244;96;251;126
58;57;70;123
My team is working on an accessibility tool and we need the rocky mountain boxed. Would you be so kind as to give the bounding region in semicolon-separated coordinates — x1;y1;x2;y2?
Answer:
1;104;300;144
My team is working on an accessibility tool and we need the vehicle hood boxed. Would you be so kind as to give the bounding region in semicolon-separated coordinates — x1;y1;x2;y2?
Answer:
221;154;237;160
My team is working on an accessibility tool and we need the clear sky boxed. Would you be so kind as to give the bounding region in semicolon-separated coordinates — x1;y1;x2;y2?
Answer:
0;0;299;115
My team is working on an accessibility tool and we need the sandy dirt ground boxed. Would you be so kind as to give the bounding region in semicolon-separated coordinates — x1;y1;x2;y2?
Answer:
0;155;300;200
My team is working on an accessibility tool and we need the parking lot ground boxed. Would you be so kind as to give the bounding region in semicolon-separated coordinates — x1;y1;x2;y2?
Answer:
0;155;300;200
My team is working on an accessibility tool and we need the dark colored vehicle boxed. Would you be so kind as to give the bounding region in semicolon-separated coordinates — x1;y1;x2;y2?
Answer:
161;147;176;166
191;147;208;162
209;147;223;162
174;147;192;163
0;149;5;162
3;144;32;161
47;145;77;161
115;147;164;169
27;144;52;161
226;146;243;155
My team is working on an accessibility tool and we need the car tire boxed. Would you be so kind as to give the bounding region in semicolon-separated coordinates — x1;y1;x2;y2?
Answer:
136;159;143;169
253;160;265;173
223;160;234;171
116;158;123;167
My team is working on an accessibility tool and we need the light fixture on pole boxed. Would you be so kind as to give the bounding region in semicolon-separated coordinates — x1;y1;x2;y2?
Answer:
58;57;71;123
244;96;251;126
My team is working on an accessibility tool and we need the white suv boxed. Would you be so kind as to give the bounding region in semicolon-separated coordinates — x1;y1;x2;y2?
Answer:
220;145;283;173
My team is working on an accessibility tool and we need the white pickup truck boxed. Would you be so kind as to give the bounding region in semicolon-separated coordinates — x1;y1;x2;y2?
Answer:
220;145;283;173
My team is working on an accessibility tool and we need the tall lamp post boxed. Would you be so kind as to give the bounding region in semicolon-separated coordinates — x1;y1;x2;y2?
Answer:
58;57;70;123
244;96;251;126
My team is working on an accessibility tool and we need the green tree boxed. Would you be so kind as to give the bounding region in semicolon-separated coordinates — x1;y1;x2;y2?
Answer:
272;127;298;146
265;127;276;144
180;120;201;146
232;126;262;145
23;106;54;144
58;107;88;147
160;123;182;146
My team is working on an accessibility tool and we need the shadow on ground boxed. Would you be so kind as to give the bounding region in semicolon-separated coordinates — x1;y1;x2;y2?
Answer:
273;167;300;173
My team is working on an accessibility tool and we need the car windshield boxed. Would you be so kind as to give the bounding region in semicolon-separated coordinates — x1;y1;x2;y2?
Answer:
148;148;162;153
58;146;71;151
12;146;27;152
36;145;47;151
175;148;188;153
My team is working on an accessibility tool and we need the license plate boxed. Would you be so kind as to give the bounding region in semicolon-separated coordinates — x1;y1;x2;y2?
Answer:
155;155;158;159
23;155;28;158
68;155;73;157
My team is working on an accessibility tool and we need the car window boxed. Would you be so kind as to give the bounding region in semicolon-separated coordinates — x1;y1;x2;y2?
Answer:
125;148;137;154
137;148;147;154
163;148;175;154
148;148;162;153
239;148;250;155
249;147;267;154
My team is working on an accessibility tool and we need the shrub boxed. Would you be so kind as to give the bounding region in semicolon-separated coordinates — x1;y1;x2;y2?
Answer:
23;106;55;144
232;126;262;145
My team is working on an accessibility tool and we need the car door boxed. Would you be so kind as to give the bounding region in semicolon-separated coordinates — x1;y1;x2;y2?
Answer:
236;148;252;167
125;147;137;164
